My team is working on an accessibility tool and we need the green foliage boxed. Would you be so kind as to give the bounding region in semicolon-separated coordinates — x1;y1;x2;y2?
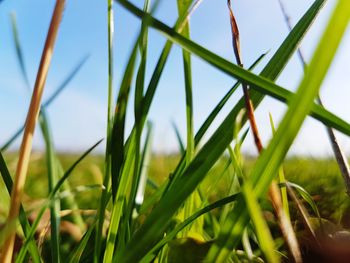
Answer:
1;0;350;262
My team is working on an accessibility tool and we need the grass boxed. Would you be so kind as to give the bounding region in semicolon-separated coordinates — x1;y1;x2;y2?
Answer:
1;0;350;262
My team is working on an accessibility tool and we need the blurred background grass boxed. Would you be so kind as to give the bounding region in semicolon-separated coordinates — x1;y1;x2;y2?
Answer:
1;153;348;226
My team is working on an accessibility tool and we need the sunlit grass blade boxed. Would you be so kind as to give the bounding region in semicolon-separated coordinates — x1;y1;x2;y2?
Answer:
277;0;350;196
93;0;115;260
1;55;89;152
126;0;151;241
206;1;350;261
116;0;350;138
242;182;279;263
177;0;194;165
177;0;197;232
104;2;151;259
115;1;329;261
15;139;102;262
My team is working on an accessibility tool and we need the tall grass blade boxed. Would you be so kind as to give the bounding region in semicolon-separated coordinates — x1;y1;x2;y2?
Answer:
206;1;350;261
115;1;331;261
103;1;152;259
39;111;61;262
116;0;350;137
0;1;65;262
93;0;115;260
242;182;279;263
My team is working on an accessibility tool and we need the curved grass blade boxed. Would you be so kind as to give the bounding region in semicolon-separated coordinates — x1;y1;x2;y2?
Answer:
115;0;350;137
115;1;330;261
206;1;350;261
93;0;115;259
285;181;321;219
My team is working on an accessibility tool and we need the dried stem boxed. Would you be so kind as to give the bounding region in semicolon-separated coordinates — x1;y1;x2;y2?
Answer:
0;1;65;262
277;0;350;196
227;1;302;262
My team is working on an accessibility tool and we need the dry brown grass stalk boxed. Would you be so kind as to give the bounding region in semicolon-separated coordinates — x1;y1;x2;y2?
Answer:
227;1;302;262
0;1;65;262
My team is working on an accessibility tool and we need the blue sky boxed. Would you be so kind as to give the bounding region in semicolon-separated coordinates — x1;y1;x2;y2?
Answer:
0;0;349;156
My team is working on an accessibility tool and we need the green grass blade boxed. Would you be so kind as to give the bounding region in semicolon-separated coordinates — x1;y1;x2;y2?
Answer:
177;0;194;164
93;0;115;259
116;0;350;137
103;2;153;260
285;181;321;219
195;52;266;145
110;42;138;198
206;1;350;261
126;0;151;237
39;110;61;262
242;182;279;263
116;0;330;260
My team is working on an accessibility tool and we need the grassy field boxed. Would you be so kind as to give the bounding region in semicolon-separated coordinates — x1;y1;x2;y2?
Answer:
2;153;349;226
1;0;350;262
